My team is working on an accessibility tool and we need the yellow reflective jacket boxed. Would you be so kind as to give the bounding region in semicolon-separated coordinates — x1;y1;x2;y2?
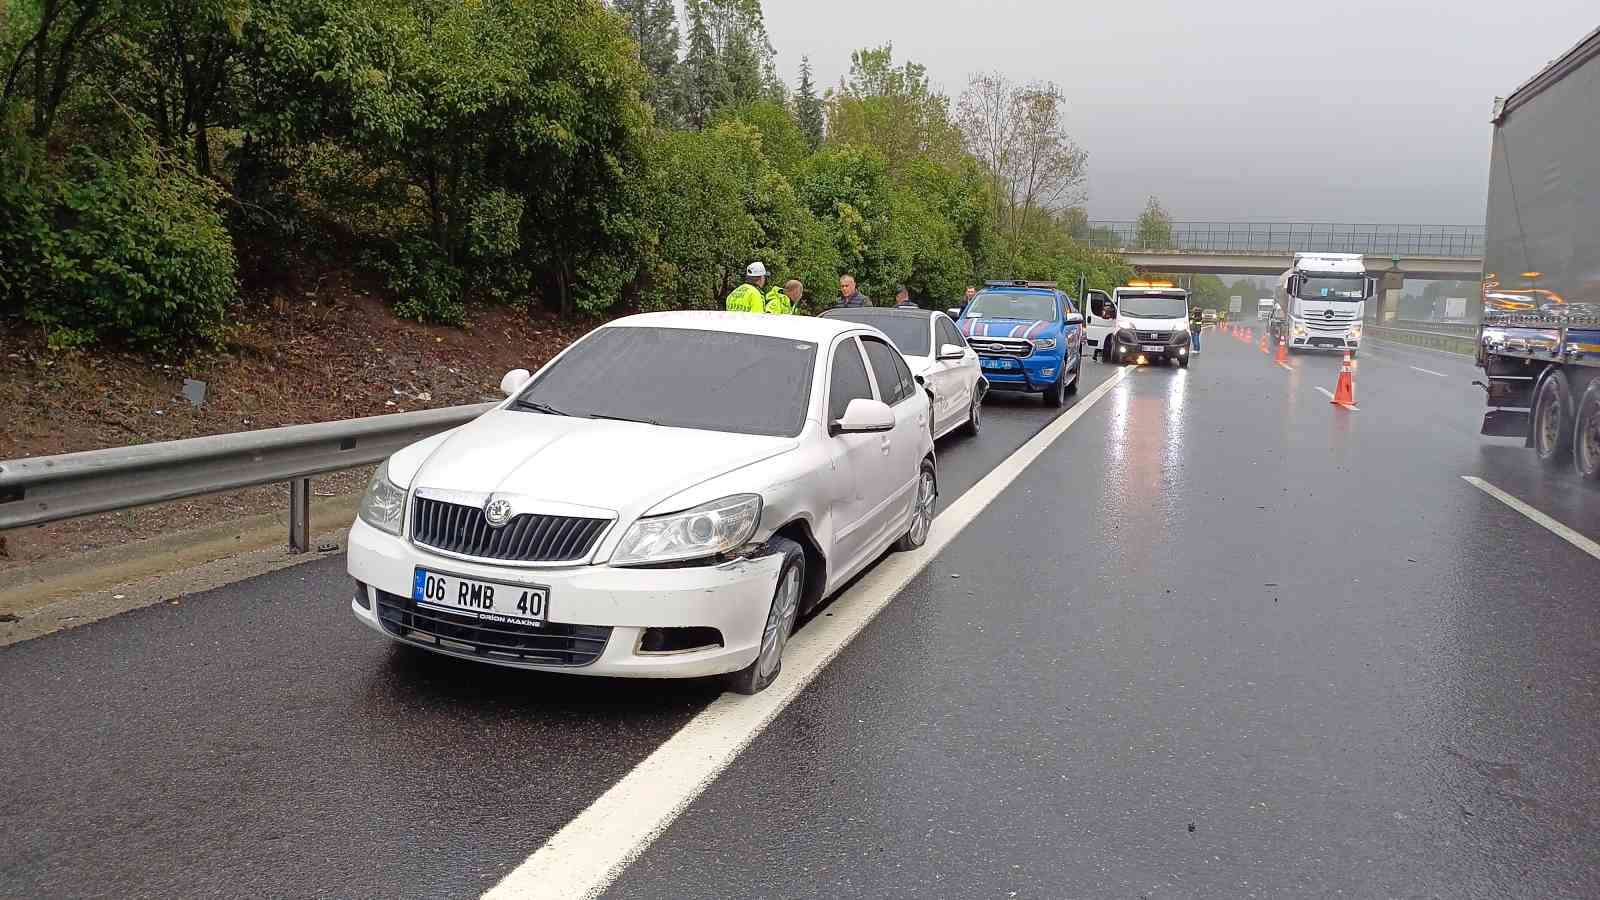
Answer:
764;286;794;315
725;283;766;313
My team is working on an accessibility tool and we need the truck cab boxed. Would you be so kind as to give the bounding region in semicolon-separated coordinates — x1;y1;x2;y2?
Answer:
1088;282;1194;367
950;281;1084;407
1270;252;1373;354
1257;298;1275;320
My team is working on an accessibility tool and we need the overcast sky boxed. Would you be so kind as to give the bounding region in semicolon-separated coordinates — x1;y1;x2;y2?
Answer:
763;1;1596;223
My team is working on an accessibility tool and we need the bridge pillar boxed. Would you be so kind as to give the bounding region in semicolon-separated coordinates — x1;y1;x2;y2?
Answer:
1370;272;1405;322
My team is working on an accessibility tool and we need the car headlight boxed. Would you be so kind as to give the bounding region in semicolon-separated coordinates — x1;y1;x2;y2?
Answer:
611;494;762;566
358;460;406;535
1034;338;1057;351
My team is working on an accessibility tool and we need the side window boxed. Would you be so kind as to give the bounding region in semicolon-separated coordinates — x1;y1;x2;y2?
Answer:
1061;293;1078;317
829;338;874;423
936;317;965;350
1091;294;1115;319
861;336;914;405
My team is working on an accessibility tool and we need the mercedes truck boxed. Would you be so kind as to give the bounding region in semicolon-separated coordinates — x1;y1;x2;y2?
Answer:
1475;26;1600;480
1269;252;1371;354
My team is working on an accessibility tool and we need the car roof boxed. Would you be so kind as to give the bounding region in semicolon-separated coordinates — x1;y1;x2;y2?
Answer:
976;285;1056;294
819;307;937;321
606;310;867;341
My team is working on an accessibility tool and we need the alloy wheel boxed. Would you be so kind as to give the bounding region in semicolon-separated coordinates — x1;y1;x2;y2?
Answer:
756;565;801;680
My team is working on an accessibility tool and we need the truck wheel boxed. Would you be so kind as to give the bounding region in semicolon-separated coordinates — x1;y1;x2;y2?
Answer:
1065;358;1080;396
1102;343;1118;365
1046;370;1068;407
723;537;805;696
1533;370;1574;467
1575;378;1600;481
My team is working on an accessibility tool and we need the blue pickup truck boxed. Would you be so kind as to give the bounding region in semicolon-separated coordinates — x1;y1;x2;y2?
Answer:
951;281;1086;407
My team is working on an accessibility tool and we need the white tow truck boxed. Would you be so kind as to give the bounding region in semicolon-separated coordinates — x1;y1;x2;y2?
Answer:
1269;252;1373;354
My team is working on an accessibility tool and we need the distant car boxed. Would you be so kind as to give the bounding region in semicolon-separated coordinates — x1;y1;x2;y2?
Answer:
347;312;937;695
1202;309;1219;324
821;306;986;439
949;281;1085;406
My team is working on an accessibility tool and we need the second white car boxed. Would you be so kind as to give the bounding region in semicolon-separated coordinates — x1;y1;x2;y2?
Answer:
821;306;986;439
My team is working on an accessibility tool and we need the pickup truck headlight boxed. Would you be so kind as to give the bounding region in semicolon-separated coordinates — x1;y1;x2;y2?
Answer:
358;461;406;535
1034;338;1057;351
612;494;762;566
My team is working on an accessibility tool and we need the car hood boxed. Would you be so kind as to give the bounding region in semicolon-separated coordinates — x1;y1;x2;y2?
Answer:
400;408;798;516
1123;316;1189;331
959;317;1055;339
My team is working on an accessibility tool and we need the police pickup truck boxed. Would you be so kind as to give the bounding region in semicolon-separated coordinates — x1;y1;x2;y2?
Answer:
950;281;1085;407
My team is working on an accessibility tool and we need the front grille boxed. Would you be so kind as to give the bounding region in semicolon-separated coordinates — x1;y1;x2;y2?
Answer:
1139;331;1175;342
375;590;610;667
968;338;1033;358
411;496;609;563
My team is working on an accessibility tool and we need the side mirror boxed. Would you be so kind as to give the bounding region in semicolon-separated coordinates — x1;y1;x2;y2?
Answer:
946;307;962;319
937;343;966;361
500;369;531;397
1064;312;1084;326
832;398;896;435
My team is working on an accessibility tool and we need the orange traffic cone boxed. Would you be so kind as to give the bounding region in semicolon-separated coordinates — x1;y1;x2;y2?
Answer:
1259;334;1268;353
1274;337;1288;365
1331;354;1356;406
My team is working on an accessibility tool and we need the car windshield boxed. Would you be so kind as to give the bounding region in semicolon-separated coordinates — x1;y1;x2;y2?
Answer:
964;292;1057;321
515;327;816;437
1117;294;1189;318
1298;276;1366;301
822;312;930;356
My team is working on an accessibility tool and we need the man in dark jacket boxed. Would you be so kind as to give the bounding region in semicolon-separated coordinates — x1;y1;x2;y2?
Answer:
834;273;871;308
894;285;918;308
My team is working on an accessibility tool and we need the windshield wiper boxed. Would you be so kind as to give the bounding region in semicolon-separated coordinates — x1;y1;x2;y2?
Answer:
588;412;662;426
515;400;571;416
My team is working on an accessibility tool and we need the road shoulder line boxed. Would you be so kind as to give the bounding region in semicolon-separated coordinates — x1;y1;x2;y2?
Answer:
482;368;1130;900
1461;475;1600;561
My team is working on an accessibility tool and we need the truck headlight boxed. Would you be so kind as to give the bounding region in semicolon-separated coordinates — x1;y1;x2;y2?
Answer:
1034;338;1057;351
612;494;762;566
1115;318;1134;330
358;461;406;535
1291;323;1307;336
1350;324;1363;338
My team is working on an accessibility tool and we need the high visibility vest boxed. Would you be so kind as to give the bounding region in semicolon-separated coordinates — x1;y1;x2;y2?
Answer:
764;286;794;315
725;283;766;313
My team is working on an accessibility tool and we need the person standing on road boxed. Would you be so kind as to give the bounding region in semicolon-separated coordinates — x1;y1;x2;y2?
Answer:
1189;308;1203;354
766;279;803;315
726;262;770;313
834;274;871;308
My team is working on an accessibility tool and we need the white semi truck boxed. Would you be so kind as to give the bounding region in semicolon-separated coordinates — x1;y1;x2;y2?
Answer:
1268;252;1372;354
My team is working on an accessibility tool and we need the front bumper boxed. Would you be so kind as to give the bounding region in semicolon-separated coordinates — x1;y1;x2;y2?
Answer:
347;517;784;678
1290;333;1360;351
978;354;1064;391
1110;329;1190;361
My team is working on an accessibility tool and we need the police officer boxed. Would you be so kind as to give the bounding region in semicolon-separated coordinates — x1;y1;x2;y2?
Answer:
765;279;802;315
726;262;770;313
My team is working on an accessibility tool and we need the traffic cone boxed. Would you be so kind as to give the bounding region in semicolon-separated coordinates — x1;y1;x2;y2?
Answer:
1259;334;1268;353
1331;353;1356;406
1274;337;1288;365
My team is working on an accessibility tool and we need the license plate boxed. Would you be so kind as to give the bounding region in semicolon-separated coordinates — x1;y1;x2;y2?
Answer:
981;358;1015;370
1140;344;1165;352
412;568;548;626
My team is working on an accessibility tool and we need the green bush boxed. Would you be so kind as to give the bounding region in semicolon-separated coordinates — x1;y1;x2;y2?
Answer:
1;139;237;351
370;236;466;325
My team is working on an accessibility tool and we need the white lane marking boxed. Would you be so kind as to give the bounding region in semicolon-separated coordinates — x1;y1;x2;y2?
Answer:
1461;476;1600;562
1410;365;1448;377
483;369;1130;900
1313;386;1359;410
1276;362;1293;371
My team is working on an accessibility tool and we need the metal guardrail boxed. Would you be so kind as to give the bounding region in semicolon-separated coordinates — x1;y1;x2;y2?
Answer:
1364;324;1476;357
1082;222;1485;258
1388;318;1479;337
0;403;495;552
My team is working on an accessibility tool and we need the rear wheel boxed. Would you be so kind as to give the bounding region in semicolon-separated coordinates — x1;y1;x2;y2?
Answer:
1575;378;1600;481
893;459;937;552
1533;370;1574;467
724;537;805;696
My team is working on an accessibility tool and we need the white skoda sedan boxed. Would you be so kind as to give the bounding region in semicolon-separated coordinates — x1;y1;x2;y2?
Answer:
348;312;937;694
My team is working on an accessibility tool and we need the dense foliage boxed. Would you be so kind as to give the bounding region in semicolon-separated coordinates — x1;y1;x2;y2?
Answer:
0;0;1129;351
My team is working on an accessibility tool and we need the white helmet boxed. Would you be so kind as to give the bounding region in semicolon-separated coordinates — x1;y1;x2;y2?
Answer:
745;261;768;278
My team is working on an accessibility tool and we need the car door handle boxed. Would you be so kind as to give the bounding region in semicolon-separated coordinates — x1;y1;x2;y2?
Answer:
880;436;892;455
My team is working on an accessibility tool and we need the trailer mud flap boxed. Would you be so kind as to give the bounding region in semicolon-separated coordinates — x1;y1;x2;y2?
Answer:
1480;408;1530;439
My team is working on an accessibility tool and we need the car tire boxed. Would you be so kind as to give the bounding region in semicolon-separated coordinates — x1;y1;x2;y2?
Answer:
1533;370;1574;467
1574;378;1600;481
1178;355;1189;368
1065;358;1080;396
1102;342;1118;365
893;459;937;552
724;537;805;696
1046;369;1068;407
959;386;983;437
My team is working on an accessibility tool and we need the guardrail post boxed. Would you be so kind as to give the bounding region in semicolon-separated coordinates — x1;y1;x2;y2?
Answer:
289;478;312;553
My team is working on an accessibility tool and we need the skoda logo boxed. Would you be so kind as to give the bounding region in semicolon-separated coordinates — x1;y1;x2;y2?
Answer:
484;498;514;527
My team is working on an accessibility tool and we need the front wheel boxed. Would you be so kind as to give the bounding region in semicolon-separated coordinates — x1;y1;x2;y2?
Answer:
1065;358;1080;396
1178;355;1189;369
893;459;937;552
1574;378;1600;481
724;537;805;695
1533;370;1574;467
1045;368;1068;407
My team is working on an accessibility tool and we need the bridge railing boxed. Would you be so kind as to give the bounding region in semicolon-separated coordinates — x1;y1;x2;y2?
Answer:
1082;222;1485;258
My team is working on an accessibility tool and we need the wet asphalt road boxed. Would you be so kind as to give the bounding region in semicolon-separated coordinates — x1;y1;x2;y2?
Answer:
0;359;1115;899
5;330;1600;898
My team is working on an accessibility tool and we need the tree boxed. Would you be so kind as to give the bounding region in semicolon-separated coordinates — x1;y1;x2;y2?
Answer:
676;0;723;128
826;44;962;175
1135;195;1173;249
2;0;134;137
713;99;806;176
792;55;822;151
956;71;1088;247
609;0;680;123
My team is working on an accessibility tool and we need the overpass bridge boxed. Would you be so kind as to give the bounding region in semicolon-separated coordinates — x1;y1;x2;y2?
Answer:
1084;222;1485;319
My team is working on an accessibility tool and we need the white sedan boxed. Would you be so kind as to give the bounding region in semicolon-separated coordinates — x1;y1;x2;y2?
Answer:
821;307;986;439
347;312;937;694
